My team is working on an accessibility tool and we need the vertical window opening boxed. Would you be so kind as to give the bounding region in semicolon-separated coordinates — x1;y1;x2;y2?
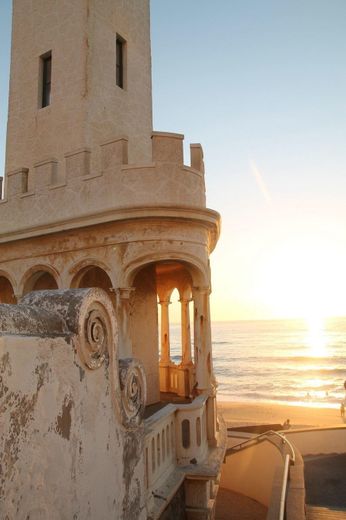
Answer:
41;52;52;108
116;35;125;89
182;419;190;449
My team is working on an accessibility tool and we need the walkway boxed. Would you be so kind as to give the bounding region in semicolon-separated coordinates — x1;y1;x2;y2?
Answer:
215;488;267;520
304;454;346;520
306;507;346;520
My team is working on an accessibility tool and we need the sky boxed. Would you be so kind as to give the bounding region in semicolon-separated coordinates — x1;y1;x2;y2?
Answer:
1;1;346;321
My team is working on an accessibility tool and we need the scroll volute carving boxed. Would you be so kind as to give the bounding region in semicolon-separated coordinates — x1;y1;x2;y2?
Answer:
119;358;147;428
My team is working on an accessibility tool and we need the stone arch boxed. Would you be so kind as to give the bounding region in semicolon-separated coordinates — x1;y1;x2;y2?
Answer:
70;263;114;301
21;265;59;295
0;271;16;303
123;252;208;289
69;259;114;285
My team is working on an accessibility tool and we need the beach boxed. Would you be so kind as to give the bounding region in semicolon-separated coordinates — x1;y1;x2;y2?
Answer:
218;400;346;429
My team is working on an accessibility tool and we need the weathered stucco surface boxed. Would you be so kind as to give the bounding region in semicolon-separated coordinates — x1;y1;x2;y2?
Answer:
0;289;147;520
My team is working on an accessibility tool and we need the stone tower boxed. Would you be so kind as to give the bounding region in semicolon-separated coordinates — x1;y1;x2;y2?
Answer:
6;0;153;180
0;3;224;519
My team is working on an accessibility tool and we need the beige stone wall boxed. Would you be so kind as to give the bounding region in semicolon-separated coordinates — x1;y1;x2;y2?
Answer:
285;427;346;455
132;265;160;404
0;336;146;520
220;441;283;507
6;0;152;179
6;0;88;175
87;0;153;165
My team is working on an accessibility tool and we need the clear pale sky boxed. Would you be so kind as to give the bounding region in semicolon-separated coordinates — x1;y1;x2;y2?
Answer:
1;1;346;321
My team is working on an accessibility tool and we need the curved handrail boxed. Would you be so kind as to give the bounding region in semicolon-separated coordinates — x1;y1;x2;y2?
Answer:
225;429;296;464
279;453;290;520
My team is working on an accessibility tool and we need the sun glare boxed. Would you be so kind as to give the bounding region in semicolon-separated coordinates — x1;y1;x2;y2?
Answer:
252;237;346;321
305;314;327;357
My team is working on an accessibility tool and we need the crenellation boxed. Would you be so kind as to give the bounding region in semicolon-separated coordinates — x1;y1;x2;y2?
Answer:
101;137;129;172
6;167;29;197
190;143;205;174
34;158;59;188
0;133;207;237
65;148;91;180
152;131;185;164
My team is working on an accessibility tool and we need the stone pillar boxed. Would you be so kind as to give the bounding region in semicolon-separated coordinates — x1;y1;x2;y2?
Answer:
159;299;171;364
193;286;217;445
115;287;135;358
159;299;171;392
193;286;213;392
180;298;192;366
179;297;193;398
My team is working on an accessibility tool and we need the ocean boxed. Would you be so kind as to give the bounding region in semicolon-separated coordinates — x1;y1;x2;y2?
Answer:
169;317;346;409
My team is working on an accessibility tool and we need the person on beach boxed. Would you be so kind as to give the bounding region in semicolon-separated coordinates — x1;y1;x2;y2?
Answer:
340;402;345;418
283;418;291;429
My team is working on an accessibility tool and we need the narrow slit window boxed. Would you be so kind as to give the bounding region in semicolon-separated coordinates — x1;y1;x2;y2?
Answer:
116;36;125;88
41;52;52;108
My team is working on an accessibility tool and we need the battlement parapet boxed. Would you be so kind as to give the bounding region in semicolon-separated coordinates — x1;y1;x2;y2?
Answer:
0;132;207;237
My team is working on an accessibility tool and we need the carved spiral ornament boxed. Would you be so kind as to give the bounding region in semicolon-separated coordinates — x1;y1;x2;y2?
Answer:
81;306;109;369
119;358;146;427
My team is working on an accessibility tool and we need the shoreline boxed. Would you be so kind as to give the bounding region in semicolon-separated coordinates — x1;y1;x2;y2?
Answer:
217;399;346;429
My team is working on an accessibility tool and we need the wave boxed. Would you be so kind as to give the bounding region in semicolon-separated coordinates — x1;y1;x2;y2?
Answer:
217;390;344;405
213;354;346;365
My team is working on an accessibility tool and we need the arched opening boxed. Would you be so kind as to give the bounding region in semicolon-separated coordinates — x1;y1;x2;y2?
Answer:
168;288;182;364
71;265;113;300
130;260;198;406
23;270;58;295
0;276;16;303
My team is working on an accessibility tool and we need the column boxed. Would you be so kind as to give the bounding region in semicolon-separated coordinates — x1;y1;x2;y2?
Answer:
180;297;194;397
180;298;192;366
115;287;135;358
159;299;171;392
159;299;171;364
193;285;217;445
193;286;213;392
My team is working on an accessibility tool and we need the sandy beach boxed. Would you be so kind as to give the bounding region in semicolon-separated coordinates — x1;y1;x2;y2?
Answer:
218;400;346;429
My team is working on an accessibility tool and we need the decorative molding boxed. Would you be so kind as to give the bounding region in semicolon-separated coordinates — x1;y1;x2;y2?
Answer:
80;302;110;369
119;357;146;427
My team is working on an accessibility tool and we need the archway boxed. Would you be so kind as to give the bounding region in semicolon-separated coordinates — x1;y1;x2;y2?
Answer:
0;276;16;303
129;261;197;405
23;269;58;294
71;265;113;300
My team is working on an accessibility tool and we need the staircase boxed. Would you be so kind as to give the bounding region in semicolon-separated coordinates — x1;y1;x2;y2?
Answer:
306;506;346;519
304;454;346;520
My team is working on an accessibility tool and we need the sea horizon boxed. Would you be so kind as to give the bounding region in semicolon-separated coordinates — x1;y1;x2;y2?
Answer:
169;317;346;410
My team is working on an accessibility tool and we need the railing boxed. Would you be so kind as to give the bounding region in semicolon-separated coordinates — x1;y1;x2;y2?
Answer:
226;430;296;464
145;404;177;493
279;454;291;520
144;395;210;506
175;395;208;465
225;430;296;520
159;362;195;398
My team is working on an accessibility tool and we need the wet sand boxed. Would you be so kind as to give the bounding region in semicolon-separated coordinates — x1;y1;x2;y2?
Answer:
218;400;346;429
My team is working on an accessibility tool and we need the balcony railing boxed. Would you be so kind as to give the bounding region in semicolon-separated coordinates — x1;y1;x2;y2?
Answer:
144;395;209;511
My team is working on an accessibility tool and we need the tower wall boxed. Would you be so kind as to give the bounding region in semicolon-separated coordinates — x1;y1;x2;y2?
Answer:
5;0;153;179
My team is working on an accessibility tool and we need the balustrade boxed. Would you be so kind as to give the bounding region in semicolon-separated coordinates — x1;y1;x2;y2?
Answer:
144;395;209;504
